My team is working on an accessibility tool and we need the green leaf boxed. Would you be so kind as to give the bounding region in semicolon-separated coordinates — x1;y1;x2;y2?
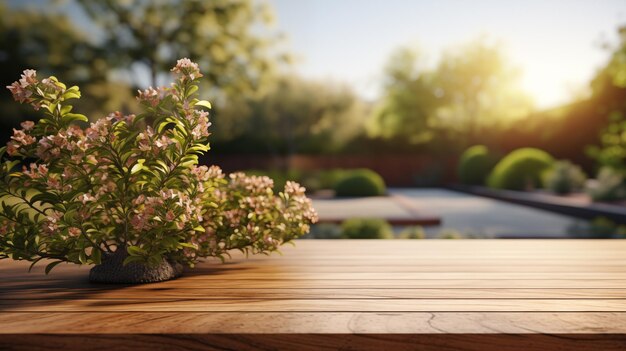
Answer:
63;113;88;123
60;105;73;115
123;255;144;266
91;247;102;265
30;192;58;205
157;120;173;133
195;100;212;109
187;85;199;96
127;245;146;256
130;162;144;175
45;261;63;275
79;248;87;264
62;86;81;100
28;257;45;273
179;242;197;249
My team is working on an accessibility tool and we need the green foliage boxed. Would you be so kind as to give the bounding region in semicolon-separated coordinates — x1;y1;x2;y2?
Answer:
542;160;587;195
0;60;317;272
568;217;626;238
303;223;343;239
0;4;134;142
334;169;386;197
596;26;626;90
487;148;554;190
398;226;425;239
75;0;286;96
215;76;366;155
370;39;533;146
587;111;626;173
370;47;440;144
436;229;463;239
457;145;497;185
300;169;351;192
340;218;393;239
586;167;626;202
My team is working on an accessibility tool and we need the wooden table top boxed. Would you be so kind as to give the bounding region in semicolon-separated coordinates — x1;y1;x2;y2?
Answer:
2;239;626;350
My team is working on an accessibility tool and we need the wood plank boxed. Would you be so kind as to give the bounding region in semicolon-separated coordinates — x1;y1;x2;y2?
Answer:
2;333;626;351
4;279;626;289
1;312;626;334
3;288;626;299
13;271;626;281
3;298;626;312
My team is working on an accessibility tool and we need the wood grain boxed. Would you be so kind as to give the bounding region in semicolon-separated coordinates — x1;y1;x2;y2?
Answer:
1;239;626;350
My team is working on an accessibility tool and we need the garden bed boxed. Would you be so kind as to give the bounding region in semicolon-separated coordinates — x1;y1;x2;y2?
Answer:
450;185;626;224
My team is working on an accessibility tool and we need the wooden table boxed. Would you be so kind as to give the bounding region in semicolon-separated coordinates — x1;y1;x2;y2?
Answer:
2;240;626;350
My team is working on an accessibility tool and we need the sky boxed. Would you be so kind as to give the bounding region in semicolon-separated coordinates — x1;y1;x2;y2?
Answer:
270;0;626;109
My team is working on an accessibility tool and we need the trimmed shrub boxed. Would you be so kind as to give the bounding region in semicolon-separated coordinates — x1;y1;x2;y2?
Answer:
586;167;626;202
457;145;497;185
300;169;350;192
398;226;425;239
304;223;343;239
341;218;393;239
487;148;554;190
436;229;463;239
568;217;626;238
543;160;587;195
334;169;386;197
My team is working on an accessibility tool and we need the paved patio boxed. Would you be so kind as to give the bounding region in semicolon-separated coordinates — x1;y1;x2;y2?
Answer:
312;188;590;238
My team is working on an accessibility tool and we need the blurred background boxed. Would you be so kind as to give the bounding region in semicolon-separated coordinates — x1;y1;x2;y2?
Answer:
4;0;626;239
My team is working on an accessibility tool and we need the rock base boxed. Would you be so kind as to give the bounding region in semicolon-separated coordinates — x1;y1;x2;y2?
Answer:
89;251;183;284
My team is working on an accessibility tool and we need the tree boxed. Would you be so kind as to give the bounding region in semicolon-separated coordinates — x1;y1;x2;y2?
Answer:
371;40;532;148
75;0;287;99
370;47;441;144
585;25;626;173
0;4;136;142
215;76;366;160
434;38;533;143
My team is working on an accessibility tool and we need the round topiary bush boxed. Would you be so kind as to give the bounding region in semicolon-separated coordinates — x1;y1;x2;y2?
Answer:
341;218;393;239
457;145;497;185
487;148;554;190
398;226;425;239
586;167;626;202
334;169;386;197
543;160;587;195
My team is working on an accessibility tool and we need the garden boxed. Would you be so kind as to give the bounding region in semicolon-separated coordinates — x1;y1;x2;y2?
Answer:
1;1;626;350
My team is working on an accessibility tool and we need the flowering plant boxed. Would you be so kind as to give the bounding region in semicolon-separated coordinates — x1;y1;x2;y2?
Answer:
0;59;317;276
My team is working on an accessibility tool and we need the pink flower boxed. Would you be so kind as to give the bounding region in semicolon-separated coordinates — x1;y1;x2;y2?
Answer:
171;58;203;81
154;135;173;150
6;81;32;103
68;227;81;237
6;141;19;156
78;193;95;204
137;87;167;107
11;129;36;147
19;69;37;87
46;176;62;190
166;210;176;221
189;110;211;139
20;121;35;131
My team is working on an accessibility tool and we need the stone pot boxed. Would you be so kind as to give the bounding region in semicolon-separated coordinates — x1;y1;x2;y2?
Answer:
89;250;183;284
